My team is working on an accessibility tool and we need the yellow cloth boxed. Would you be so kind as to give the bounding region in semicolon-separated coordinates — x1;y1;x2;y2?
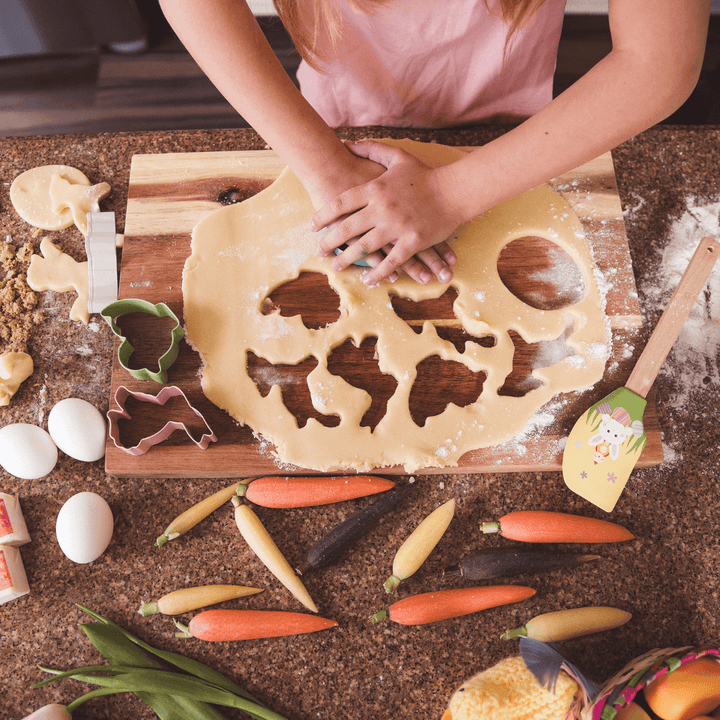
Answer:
445;656;578;720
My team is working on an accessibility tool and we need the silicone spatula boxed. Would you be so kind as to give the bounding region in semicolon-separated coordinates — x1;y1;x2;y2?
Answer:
562;236;719;512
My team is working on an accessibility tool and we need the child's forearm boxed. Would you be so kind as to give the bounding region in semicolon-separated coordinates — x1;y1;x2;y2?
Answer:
444;0;710;224
158;0;360;199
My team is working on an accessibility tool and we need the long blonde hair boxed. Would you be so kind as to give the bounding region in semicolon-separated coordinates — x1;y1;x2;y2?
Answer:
272;0;549;69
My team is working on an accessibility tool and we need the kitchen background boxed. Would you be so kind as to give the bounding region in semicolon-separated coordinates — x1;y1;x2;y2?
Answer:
0;0;719;137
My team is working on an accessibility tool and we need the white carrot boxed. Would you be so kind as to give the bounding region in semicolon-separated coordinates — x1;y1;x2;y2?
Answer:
384;498;456;593
233;500;318;613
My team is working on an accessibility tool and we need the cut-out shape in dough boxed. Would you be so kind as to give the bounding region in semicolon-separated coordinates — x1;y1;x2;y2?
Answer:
27;238;89;324
497;236;586;311
0;351;33;406
247;351;339;429
326;336;398;430
391;287;497;353
498;326;576;398
409;355;486;427
49;174;111;236
262;272;342;330
10;165;90;231
183;139;610;472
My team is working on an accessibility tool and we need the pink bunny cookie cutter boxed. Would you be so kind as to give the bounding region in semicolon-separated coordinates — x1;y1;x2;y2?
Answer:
107;385;217;456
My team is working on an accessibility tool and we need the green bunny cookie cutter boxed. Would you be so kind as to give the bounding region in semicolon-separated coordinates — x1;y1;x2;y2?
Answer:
101;298;184;384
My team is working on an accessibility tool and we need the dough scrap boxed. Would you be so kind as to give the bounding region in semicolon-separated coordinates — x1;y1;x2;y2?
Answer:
27;238;89;324
10;165;90;231
49;174;111;236
183;140;610;473
0;351;33;407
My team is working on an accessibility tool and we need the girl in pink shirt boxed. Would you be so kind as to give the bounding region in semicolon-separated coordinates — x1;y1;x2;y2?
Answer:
161;0;709;286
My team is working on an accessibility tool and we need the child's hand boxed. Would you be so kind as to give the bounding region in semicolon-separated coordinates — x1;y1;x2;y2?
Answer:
312;140;463;286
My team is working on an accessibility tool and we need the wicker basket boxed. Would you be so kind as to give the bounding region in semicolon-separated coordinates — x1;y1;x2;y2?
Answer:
575;645;720;720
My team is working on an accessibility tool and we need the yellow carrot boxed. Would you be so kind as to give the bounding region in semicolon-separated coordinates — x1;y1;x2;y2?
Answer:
501;606;632;642
156;480;247;546
384;498;456;593
233;499;318;613
139;584;263;616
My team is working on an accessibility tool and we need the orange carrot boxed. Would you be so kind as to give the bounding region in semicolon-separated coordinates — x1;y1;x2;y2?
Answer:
235;475;395;508
176;609;338;641
481;510;634;544
371;585;536;626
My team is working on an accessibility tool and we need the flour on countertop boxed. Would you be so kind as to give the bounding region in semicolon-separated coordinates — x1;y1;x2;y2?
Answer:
639;197;720;403
636;196;720;465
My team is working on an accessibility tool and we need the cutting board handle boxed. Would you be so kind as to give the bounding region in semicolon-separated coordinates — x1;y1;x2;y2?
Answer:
626;236;719;397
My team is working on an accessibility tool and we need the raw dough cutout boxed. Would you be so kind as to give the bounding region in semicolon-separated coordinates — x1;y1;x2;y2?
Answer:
10;165;90;231
183;140;610;472
10;165;110;235
27;238;89;324
49;174;111;236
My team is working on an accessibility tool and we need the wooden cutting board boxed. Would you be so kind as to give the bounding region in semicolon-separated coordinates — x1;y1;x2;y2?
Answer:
105;148;662;477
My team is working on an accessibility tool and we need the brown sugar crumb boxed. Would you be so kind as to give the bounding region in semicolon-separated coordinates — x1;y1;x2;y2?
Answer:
0;239;42;351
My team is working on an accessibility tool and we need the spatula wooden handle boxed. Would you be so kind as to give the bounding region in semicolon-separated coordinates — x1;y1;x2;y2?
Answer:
626;236;719;398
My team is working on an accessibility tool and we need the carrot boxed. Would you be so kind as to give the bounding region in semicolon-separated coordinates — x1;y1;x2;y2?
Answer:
384;498;455;593
440;549;600;581
156;480;242;546
234;475;395;508
501;606;632;642
481;510;634;544
176;609;338;641
233;500;318;613
299;485;409;574
371;585;535;626
139;584;263;616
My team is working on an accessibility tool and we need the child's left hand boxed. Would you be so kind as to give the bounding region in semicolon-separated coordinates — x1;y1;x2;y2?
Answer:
312;140;464;286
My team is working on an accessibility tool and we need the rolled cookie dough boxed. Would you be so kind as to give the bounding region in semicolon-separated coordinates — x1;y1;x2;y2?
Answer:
183;140;610;473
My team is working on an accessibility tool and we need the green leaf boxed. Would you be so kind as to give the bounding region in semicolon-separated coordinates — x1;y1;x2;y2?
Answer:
140;693;227;720
81;623;162;669
76;605;263;705
32;664;121;688
80;622;226;718
63;669;288;720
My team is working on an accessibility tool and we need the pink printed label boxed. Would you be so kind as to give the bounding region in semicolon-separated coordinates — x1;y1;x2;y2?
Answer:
0;550;11;591
0;498;12;538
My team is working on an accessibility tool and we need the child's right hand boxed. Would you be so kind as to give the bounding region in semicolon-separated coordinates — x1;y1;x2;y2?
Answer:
312;141;461;286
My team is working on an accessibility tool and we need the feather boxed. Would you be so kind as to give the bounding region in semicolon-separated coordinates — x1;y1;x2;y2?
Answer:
520;636;601;702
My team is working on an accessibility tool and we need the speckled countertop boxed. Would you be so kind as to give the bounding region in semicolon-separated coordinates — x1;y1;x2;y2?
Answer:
1;125;719;720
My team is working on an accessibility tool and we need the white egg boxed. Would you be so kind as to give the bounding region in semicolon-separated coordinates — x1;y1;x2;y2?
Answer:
48;398;106;462
0;423;58;479
55;492;114;564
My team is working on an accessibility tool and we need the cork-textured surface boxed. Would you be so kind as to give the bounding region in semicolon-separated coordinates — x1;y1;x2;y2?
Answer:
0;125;718;720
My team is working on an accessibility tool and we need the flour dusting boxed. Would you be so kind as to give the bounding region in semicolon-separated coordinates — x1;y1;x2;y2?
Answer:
638;196;720;408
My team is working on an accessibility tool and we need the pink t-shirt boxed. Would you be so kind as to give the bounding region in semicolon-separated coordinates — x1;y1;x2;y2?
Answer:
296;0;566;128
